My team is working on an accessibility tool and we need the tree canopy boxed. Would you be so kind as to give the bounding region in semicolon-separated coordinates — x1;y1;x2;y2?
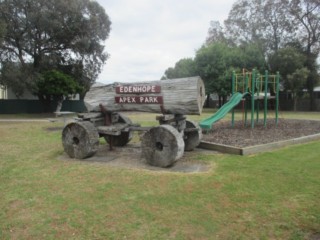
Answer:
161;58;197;79
268;47;306;83
287;67;310;111
163;42;266;107
195;42;265;105
211;0;320;109
37;70;82;97
37;70;83;111
0;0;111;99
163;0;319;110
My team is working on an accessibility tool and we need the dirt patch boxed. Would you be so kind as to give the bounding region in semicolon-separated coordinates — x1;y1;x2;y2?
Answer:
59;143;212;173
58;118;320;171
309;232;320;240
202;119;320;148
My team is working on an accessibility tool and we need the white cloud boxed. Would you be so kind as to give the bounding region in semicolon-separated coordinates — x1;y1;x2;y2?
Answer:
97;0;235;83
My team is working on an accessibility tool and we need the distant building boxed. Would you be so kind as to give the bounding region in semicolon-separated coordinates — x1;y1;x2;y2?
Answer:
0;85;38;100
0;85;80;100
314;86;320;99
0;85;7;99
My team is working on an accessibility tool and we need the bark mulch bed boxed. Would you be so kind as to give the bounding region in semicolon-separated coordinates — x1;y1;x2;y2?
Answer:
201;118;320;148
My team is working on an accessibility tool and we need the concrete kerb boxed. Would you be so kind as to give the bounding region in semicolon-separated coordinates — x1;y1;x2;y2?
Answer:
0;118;74;124
198;133;320;155
0;119;51;122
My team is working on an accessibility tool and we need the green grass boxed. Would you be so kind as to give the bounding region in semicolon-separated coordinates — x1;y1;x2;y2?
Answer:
0;112;320;239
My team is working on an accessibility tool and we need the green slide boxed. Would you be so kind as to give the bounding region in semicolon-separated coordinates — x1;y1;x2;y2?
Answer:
200;92;244;130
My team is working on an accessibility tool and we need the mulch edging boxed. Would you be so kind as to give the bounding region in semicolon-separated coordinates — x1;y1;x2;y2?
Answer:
199;133;320;155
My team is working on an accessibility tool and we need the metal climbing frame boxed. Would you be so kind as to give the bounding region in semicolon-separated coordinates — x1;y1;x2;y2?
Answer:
231;69;280;128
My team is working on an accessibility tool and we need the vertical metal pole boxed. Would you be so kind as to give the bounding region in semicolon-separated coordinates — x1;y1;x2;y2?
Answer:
256;73;260;123
276;71;280;127
244;72;249;127
232;71;235;127
264;70;268;127
251;69;255;128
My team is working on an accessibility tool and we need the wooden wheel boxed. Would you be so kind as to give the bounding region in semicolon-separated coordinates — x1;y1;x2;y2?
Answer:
184;120;202;151
62;121;99;159
141;125;184;167
104;113;132;146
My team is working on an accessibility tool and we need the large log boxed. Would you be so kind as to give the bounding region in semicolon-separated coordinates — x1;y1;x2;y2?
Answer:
84;76;206;115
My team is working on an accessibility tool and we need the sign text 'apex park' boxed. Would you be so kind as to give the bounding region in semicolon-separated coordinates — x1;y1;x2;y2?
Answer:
115;96;163;104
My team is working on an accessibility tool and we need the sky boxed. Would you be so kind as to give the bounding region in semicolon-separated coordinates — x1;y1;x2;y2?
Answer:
96;0;236;84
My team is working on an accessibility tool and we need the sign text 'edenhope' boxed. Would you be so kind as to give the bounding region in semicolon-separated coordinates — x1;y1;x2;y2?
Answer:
115;85;161;94
115;96;163;104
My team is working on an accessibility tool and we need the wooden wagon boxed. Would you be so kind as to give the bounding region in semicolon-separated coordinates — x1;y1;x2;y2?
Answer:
62;76;206;167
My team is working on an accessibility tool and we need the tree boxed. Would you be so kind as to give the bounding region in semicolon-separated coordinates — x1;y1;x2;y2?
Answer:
0;62;30;98
288;0;320;110
268;47;310;110
268;47;306;81
223;0;294;54
0;0;111;102
287;67;309;111
161;58;197;79
289;0;320;55
262;0;295;52
206;21;226;45
235;43;267;71
194;42;266;107
195;43;229;107
37;70;83;112
0;19;5;45
220;0;320;110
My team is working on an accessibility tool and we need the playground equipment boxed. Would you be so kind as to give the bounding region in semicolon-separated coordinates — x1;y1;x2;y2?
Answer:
62;77;206;168
200;69;280;130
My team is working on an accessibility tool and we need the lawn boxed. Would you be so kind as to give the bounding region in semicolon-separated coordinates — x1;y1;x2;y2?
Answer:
0;111;320;239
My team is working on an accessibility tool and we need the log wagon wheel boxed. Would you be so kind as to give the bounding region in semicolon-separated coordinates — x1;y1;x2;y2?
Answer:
104;113;133;146
141;125;184;167
183;120;202;151
62;121;99;159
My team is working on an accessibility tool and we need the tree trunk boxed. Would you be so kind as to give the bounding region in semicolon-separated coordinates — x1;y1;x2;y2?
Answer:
293;96;297;112
309;89;314;111
206;94;210;108
84;77;206;115
222;95;227;105
218;95;222;108
55;97;64;113
38;94;52;113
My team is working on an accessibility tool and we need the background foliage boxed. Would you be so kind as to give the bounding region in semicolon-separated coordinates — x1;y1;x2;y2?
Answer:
163;0;320;110
0;0;111;103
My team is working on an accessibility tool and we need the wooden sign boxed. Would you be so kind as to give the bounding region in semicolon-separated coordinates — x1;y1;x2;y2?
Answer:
116;85;161;94
115;96;163;104
84;77;206;115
